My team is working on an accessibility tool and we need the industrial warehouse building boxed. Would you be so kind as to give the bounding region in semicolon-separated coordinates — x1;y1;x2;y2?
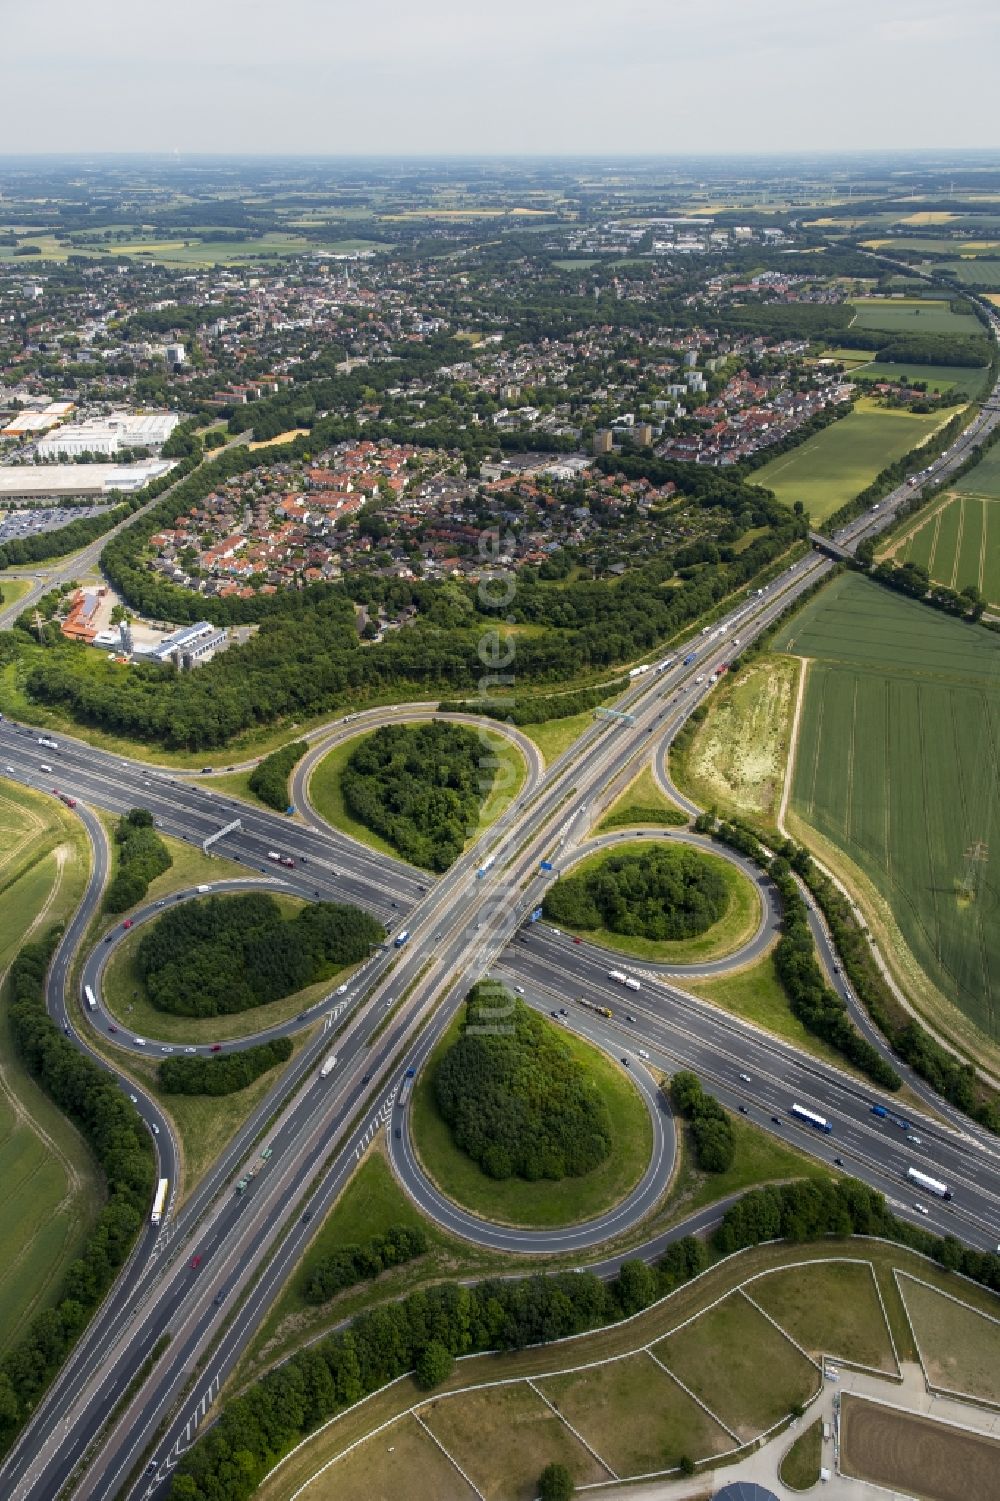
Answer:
35;411;179;459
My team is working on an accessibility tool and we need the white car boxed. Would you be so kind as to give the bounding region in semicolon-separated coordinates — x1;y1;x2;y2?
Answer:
638;1049;650;1060
515;986;525;995
151;1123;160;1135
133;1037;146;1046
336;984;348;995
739;1072;751;1083
184;1046;197;1054
161;1046;173;1053
128;1093;138;1104
913;1203;929;1216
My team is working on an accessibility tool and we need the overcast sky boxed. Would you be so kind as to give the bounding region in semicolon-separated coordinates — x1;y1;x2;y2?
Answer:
3;0;996;156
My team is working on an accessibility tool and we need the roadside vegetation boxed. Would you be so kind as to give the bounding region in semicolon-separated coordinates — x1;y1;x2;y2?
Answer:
102;806;171;912
434;987;613;1181
412;997;651;1227
543;839;760;964
0;779;97;1360
595;764;688;832
159;1037;293;1096
247;740;307;811
135;891;383;1018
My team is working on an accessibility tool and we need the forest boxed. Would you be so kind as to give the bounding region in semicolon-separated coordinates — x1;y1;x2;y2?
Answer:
136;893;383;1017
434;987;613;1181
341;723;493;871
543;845;730;941
669;1070;736;1173
302;1225;429;1305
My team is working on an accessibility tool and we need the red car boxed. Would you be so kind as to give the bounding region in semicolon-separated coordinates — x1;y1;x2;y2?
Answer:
122;919;133;930
573;936;582;944
189;1255;202;1270
210;1043;222;1053
108;1024;118;1034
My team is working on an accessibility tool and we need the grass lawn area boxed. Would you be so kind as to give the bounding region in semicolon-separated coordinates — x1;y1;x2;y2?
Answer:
749;1260;897;1372
776;572;1000;1062
596;763;688;832
654;1292;818;1440
684;955;851;1071
671;655;800;828
824;347;877;364
538;1353;732;1477
100;892;363;1045
848;298;984;336
0;575;34;610
114;1029;308;1198
308;1412;476;1501
779;1418;823;1490
554;840;761;965
751;398;956;524
308;723;527;865
665;1110;831;1227
898;1274;1000;1404
420;1383;608;1499
255;1240;984;1501
520;711;596;766
410;1011;652;1229
851;361;988;397
0;780;100;1357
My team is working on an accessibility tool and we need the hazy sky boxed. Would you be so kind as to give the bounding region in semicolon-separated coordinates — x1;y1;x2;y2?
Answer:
3;0;996;155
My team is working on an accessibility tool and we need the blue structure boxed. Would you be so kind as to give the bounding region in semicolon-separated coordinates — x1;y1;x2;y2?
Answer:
713;1484;780;1501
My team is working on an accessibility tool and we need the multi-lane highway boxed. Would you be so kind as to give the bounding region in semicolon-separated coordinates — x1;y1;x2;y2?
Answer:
1;305;998;1501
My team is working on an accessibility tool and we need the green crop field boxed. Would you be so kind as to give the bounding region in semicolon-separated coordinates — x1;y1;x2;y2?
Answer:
0;779;99;1357
885;494;1000;608
955;439;1000;497
850;362;988;397
847;298;984;336
776;573;1000;1045
752;399;952;523
941;259;1000;289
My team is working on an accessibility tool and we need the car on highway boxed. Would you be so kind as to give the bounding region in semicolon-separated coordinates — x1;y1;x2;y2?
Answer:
128;1093;138;1103
151;1123;160;1135
515;985;525;995
834;1157;844;1167
620;1057;630;1067
185;1046;196;1053
551;1009;559;1018
638;1049;650;1060
104;933;113;943
626;1014;636;1023
771;1115;781;1125
160;1045;173;1053
739;1072;751;1083
336;983;348;995
133;1037;145;1046
210;1043;222;1052
572;936;582;944
108;1024;118;1034
559;1008;568;1016
122;919;133;930
189;1255;202;1269
913;1202;929;1216
738;1105;748;1114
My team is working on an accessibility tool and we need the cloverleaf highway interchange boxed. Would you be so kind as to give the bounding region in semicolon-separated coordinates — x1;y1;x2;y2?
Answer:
2;155;1000;1501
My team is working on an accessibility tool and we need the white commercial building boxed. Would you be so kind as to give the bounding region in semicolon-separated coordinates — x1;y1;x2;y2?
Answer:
36;412;179;460
0;458;175;501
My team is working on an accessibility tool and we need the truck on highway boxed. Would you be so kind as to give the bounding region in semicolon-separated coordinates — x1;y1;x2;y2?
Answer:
397;1067;416;1106
319;1051;338;1079
628;664;650;678
394;929;410;948
623;976;641;992
476;854;496;879
656;656;676;672
266;850;281;863
84;984;97;1010
150;1177;169;1226
789;1103;833;1133
38;736;57;750
683;652;696;666
607;969;627;984
906;1166;952;1200
280;856;295;868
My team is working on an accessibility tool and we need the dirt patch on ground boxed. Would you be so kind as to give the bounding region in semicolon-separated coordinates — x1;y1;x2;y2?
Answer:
840;1395;1000;1501
684;656;799;824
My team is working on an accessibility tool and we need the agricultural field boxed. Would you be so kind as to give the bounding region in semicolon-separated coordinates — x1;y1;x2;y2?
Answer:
850;361;989;397
881;492;1000;608
847;298;984;336
840;1396;1000;1501
954;438;1000;497
940;259;1000;289
0;778;98;1357
898;1273;1000;1404
776;573;1000;1051
751;398;953;523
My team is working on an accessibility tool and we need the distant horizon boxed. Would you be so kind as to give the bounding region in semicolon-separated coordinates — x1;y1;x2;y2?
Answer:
2;0;994;157
1;148;999;163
